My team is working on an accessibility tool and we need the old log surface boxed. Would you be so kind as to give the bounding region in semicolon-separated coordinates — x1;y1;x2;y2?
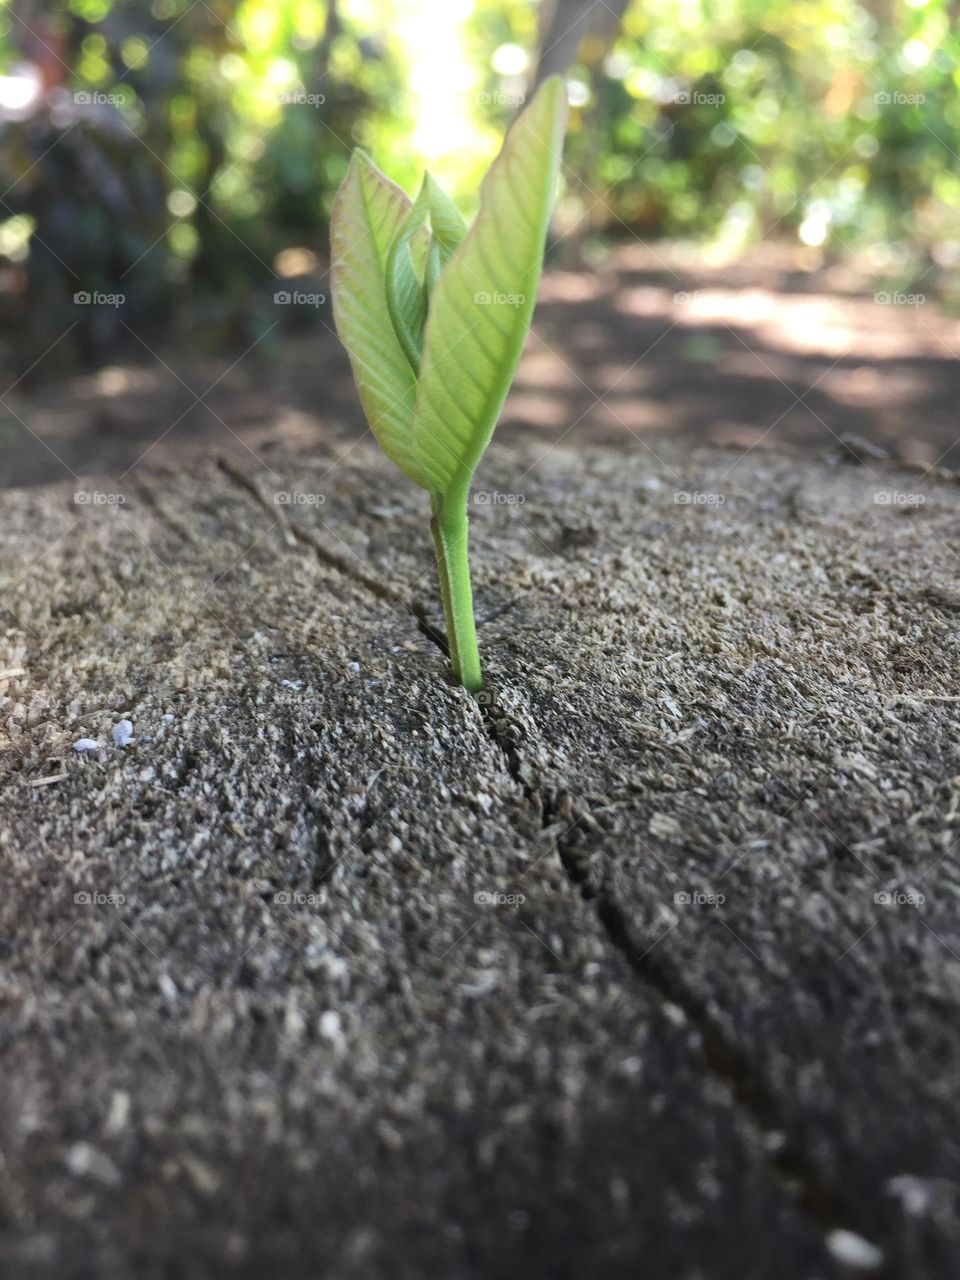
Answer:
1;437;959;1279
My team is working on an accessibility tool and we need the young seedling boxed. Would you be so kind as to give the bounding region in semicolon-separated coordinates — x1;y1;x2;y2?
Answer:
331;77;568;693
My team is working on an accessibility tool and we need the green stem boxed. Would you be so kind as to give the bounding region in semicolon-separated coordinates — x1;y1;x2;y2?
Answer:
430;490;482;693
430;493;460;685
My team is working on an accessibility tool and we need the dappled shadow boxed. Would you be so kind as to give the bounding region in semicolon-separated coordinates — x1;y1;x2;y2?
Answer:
520;242;960;468
1;241;957;490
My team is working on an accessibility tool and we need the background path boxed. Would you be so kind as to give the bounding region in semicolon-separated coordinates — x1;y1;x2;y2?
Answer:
2;244;958;491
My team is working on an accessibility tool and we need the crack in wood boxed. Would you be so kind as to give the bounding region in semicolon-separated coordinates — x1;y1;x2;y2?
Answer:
217;454;890;1273
134;477;200;548
216;458;450;654
476;694;892;1274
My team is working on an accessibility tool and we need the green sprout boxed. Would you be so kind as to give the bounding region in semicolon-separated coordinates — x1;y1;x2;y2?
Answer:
330;78;569;693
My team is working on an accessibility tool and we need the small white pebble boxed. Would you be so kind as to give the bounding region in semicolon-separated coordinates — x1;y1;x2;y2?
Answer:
886;1175;933;1217
346;661;360;675
461;969;499;998
65;1141;121;1187
73;738;99;753
111;719;134;747
319;1010;342;1041
162;713;174;722
280;679;304;690
661;1001;687;1027
158;973;179;1002
826;1229;884;1271
322;954;349;981
104;1090;131;1136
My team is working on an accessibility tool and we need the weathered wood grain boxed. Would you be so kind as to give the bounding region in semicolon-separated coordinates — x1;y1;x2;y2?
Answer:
1;438;958;1278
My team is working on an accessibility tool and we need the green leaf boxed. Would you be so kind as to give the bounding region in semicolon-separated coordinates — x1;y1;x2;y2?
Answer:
385;174;469;375
330;150;429;487
330;83;570;694
385;179;431;375
422;173;468;273
408;77;568;500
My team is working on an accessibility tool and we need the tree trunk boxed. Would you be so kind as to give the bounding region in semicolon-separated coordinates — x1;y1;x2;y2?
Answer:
534;0;630;84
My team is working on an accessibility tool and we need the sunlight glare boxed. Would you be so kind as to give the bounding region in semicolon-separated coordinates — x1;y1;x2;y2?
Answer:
391;0;480;185
0;67;41;120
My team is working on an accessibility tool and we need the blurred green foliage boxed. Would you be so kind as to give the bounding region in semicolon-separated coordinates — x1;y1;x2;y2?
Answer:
0;0;955;375
558;0;960;280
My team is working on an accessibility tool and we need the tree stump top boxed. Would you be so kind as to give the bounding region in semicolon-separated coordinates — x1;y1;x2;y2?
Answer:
2;438;959;1278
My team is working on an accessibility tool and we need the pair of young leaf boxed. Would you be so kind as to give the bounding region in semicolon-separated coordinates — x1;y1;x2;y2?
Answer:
331;77;568;693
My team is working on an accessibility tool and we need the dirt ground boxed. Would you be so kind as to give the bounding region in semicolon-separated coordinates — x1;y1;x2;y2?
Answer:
1;435;959;1277
1;241;958;491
